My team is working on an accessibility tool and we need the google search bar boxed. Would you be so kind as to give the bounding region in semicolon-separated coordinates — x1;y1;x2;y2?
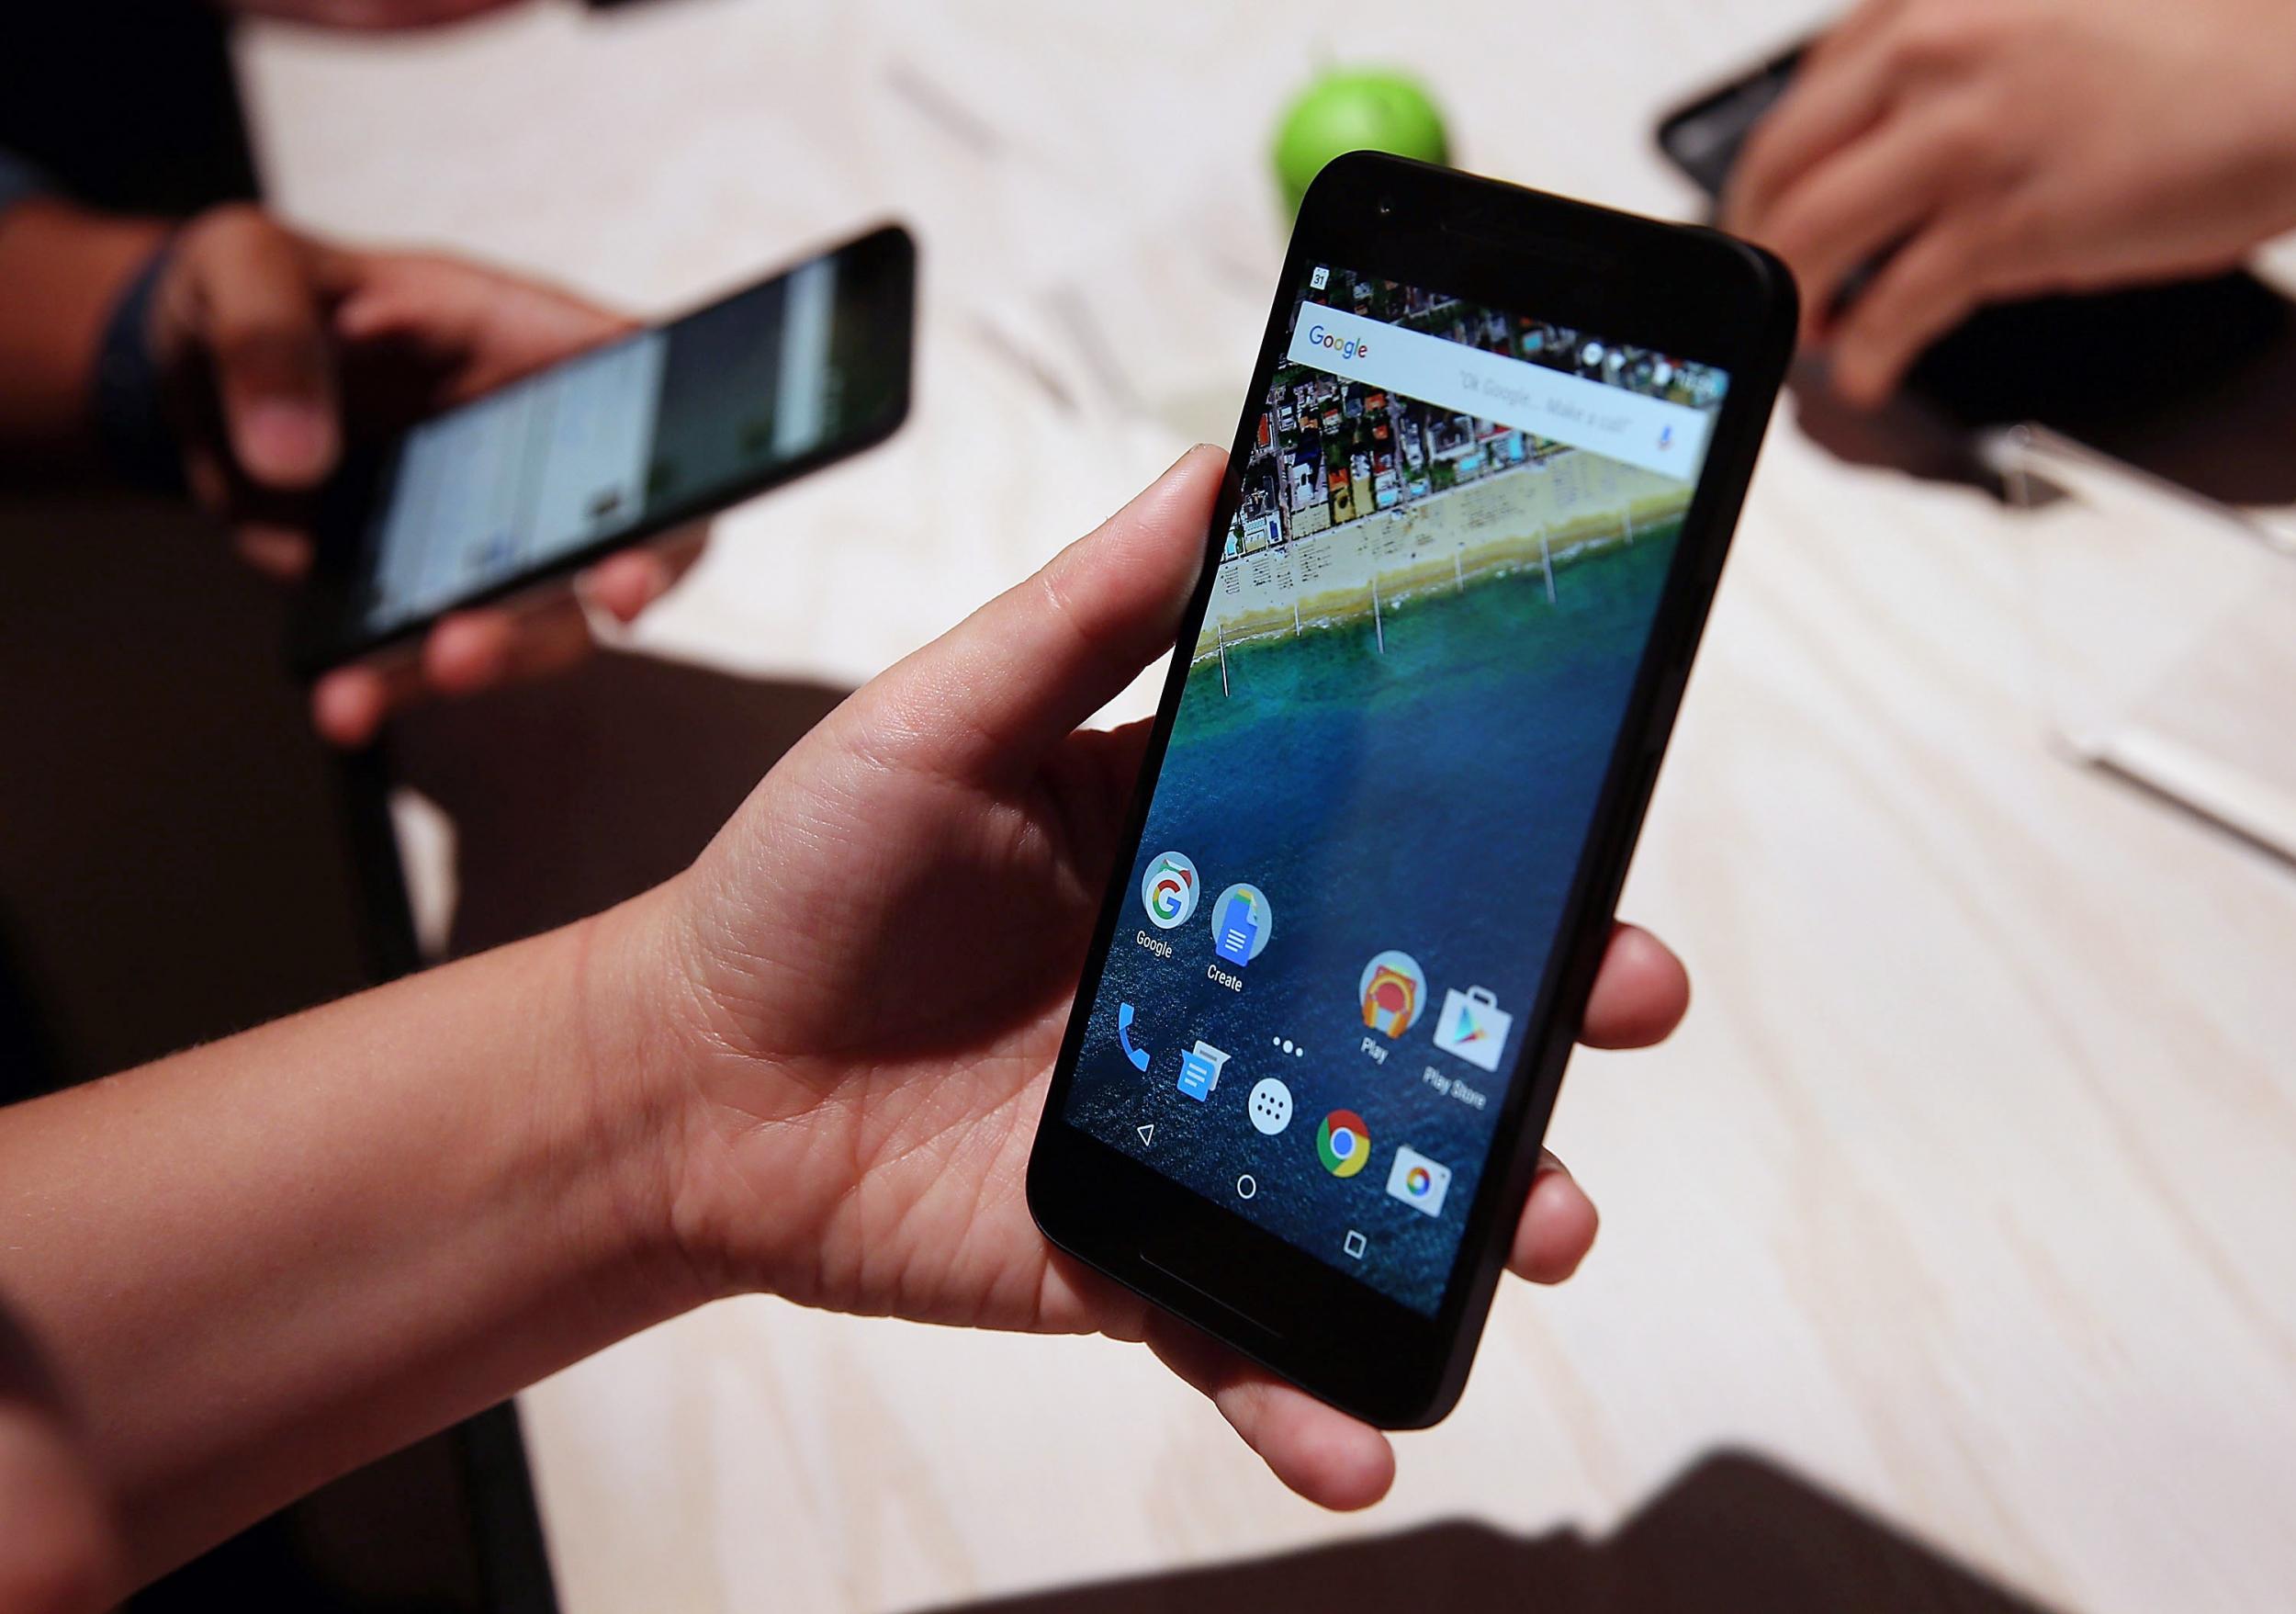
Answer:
1286;304;1712;482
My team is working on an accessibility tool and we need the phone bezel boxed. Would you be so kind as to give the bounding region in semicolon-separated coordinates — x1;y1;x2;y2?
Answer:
1026;152;1795;1428
287;222;917;680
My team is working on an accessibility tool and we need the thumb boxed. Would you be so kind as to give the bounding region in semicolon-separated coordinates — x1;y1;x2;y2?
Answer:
175;209;342;489
861;445;1223;773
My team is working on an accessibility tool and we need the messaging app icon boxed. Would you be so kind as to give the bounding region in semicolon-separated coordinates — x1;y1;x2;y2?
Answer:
1432;985;1512;1073
1176;1040;1230;1102
1316;1109;1371;1178
1210;883;1272;965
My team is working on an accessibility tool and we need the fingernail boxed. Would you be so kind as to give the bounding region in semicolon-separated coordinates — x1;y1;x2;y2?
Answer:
240;400;335;485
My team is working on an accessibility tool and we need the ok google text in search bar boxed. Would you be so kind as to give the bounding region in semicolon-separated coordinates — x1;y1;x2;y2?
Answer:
1286;305;1712;482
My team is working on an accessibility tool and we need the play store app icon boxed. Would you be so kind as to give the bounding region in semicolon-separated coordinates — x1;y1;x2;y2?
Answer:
1432;985;1511;1073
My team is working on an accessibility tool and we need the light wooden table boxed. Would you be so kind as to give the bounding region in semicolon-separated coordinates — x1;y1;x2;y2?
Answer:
240;5;2296;1610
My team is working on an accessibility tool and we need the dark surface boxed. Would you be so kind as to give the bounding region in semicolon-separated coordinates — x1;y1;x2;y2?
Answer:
0;487;553;1611
916;1452;2058;1614
0;3;258;217
0;492;377;1093
1784;285;2296;510
388;647;850;958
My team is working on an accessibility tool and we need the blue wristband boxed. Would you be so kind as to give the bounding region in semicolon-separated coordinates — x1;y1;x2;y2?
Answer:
92;239;186;495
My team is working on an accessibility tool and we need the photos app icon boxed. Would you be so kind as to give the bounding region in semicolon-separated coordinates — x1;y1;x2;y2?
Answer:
1140;852;1199;930
1385;1145;1453;1218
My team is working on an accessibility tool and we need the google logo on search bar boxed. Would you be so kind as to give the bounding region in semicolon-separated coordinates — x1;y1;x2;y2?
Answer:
1303;324;1371;361
1286;304;1711;482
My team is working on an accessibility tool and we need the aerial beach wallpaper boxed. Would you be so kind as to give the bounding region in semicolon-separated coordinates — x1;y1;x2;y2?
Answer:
1064;266;1728;1314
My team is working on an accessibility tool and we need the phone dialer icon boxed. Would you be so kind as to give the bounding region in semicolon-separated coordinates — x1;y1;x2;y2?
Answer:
1115;1002;1151;1072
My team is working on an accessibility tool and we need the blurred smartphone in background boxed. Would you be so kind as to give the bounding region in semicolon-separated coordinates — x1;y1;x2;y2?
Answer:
293;224;915;678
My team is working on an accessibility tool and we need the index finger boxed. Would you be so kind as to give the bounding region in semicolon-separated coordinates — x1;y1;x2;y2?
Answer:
172;210;343;490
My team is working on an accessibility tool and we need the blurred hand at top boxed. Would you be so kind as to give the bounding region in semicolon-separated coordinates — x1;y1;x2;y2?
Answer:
1724;0;2296;405
151;206;694;747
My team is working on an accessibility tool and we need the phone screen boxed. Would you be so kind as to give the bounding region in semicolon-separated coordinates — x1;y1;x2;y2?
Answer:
1061;261;1732;1315
352;230;908;638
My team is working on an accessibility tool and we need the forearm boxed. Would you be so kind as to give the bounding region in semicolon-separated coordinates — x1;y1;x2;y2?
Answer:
0;891;698;1584
0;198;165;463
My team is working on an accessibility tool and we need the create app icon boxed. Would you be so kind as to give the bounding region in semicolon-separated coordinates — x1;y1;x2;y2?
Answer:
1316;1109;1371;1178
1358;951;1427;1038
1210;883;1272;965
1141;852;1199;930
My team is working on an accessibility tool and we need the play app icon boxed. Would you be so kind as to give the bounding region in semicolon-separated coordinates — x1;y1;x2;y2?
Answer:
1358;950;1426;1038
1432;985;1511;1072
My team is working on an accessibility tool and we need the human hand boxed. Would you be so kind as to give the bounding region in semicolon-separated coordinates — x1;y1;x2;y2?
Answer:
619;446;1692;1508
1725;0;2296;405
148;205;690;746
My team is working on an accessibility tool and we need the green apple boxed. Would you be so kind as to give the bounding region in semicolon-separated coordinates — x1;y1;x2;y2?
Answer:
1272;70;1450;215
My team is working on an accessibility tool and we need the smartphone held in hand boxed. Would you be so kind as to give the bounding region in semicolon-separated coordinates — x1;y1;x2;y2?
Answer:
1027;152;1794;1427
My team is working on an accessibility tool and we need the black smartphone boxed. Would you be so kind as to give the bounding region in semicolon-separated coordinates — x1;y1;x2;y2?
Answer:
290;223;915;676
1027;152;1794;1428
1655;46;2285;429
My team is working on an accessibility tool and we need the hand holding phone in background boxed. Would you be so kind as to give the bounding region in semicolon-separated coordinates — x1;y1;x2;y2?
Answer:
1722;0;2296;406
145;206;692;746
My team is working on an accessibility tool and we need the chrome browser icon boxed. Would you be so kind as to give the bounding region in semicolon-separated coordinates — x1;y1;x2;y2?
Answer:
1316;1109;1372;1178
1140;851;1199;930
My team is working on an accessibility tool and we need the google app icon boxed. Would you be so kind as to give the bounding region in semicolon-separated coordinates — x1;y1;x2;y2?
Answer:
1140;851;1199;930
